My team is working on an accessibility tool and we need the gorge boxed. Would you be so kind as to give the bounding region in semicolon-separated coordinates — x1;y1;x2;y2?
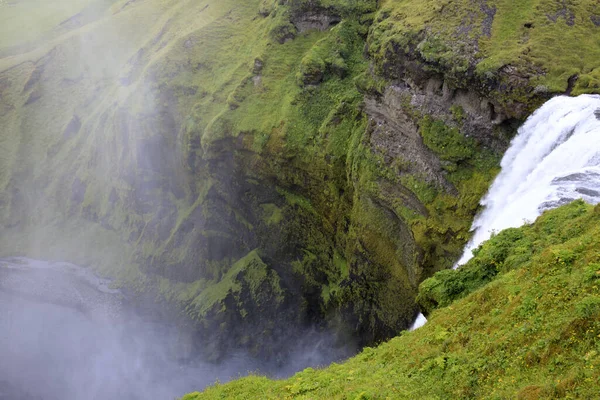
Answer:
1;0;600;398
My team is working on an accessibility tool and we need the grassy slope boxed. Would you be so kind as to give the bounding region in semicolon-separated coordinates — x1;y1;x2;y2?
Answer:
369;0;600;113
186;200;600;399
480;0;600;93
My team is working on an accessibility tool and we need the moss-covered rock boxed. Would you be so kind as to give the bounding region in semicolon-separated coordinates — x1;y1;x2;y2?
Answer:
185;201;600;398
368;0;600;118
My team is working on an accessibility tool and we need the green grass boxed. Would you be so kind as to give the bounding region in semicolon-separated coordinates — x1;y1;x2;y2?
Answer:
479;0;600;93
369;0;600;103
184;250;283;319
184;201;600;399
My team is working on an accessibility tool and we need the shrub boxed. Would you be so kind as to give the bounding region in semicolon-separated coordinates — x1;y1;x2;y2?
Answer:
419;116;475;163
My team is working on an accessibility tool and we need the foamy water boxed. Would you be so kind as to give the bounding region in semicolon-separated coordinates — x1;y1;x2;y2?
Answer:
412;94;600;329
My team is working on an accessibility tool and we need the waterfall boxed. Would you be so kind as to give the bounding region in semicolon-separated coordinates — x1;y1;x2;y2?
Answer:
411;94;600;330
409;313;427;331
456;94;600;267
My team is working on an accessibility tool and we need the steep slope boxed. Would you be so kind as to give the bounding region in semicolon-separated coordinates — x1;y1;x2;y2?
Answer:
1;0;599;360
369;0;600;116
184;201;600;399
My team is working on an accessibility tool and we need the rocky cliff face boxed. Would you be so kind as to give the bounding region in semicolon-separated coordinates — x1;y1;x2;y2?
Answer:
0;0;598;359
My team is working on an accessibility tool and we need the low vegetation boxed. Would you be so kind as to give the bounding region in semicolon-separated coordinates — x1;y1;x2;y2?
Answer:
185;200;600;399
368;0;600;114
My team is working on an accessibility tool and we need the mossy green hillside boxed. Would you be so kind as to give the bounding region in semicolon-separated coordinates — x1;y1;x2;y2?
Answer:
150;0;493;347
1;0;594;361
195;8;427;342
196;5;502;342
1;0;426;353
185;201;600;399
0;0;504;356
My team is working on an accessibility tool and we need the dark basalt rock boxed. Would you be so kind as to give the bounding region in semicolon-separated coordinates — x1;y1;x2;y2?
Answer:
547;1;575;26
292;11;341;32
252;58;264;74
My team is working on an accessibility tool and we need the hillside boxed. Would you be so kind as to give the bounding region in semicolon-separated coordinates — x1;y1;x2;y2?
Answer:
1;0;599;367
184;200;600;399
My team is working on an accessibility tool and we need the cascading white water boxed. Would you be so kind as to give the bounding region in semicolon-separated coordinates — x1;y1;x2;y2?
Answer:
411;94;600;330
456;94;600;267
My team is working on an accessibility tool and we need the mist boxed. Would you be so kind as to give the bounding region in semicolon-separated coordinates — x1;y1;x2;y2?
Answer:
0;258;353;400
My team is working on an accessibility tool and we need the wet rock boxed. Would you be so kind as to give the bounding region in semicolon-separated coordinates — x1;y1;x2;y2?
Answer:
22;67;43;93
480;1;497;37
270;23;297;44
547;1;575;26
58;12;84;29
364;88;453;192
24;91;42;105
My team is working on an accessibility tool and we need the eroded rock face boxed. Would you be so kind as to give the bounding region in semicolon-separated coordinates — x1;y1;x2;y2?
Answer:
292;10;341;32
365;87;453;192
287;0;343;32
399;78;517;153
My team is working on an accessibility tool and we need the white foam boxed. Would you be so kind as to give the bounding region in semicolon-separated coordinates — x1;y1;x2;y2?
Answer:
456;94;600;267
410;95;600;329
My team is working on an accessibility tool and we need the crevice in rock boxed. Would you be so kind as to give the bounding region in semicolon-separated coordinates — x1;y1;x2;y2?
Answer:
565;74;579;95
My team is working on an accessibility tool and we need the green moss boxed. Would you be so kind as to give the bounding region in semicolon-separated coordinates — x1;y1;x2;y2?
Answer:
185;202;600;399
368;0;600;112
297;51;327;85
353;71;387;95
260;203;283;226
187;250;284;319
277;188;319;216
576;68;600;93
450;104;466;125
